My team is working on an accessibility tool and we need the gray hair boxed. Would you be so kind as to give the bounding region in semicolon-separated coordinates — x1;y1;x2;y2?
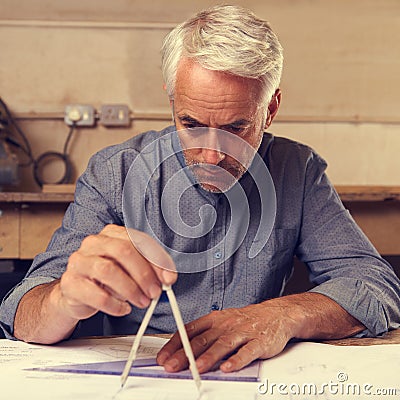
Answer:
161;4;284;103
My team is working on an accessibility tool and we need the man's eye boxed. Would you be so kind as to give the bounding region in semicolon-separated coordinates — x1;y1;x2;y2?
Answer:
225;126;245;135
183;123;203;130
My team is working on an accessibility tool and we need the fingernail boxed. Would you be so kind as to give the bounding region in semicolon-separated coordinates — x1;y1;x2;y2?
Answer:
162;270;176;285
165;358;179;371
139;295;150;308
157;351;169;365
149;283;161;299
221;361;232;371
123;303;132;315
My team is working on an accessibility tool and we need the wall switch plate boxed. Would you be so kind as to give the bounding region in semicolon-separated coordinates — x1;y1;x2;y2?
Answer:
64;105;95;126
100;104;131;127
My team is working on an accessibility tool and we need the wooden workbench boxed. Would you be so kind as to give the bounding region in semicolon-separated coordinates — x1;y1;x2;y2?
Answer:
0;186;399;259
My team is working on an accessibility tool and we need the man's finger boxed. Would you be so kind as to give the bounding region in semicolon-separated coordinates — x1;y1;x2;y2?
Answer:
220;338;264;372
158;328;219;372
60;274;131;318
157;316;213;366
77;234;163;300
99;224;129;239
126;228;177;285
68;253;153;308
194;331;247;373
96;226;178;287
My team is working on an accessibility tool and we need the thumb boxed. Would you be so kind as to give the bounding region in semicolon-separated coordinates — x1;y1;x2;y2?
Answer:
126;228;177;285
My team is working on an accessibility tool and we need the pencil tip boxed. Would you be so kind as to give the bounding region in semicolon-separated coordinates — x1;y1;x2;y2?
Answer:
196;383;205;399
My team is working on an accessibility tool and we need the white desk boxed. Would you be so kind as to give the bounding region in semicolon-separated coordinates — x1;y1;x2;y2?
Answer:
0;334;399;400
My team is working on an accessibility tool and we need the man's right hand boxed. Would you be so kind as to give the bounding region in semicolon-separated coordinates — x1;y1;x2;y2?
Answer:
14;224;177;343
60;224;177;320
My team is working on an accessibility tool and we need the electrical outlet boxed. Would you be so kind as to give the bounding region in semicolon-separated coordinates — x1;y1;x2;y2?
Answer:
64;105;95;126
100;104;131;127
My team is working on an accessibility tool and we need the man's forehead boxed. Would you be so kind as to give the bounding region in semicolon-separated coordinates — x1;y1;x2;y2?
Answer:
175;58;264;99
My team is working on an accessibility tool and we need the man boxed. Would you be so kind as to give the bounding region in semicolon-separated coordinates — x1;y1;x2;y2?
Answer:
1;5;399;375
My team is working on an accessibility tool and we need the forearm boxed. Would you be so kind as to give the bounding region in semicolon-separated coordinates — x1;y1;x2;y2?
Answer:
274;292;365;340
158;291;366;374
14;280;79;344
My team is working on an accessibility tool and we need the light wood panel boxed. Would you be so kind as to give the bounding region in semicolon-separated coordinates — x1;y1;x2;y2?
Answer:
1;190;399;259
0;204;19;258
0;0;399;191
0;24;168;112
344;202;400;256
1;0;399;121
272;122;400;186
19;203;67;259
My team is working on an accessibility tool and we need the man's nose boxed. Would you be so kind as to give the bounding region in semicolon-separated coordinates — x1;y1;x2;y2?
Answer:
201;129;226;165
201;147;225;165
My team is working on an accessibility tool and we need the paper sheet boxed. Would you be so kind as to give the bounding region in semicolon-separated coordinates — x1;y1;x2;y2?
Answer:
257;342;400;399
0;336;256;399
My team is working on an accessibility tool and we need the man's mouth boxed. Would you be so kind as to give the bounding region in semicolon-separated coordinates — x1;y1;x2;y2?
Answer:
190;163;243;191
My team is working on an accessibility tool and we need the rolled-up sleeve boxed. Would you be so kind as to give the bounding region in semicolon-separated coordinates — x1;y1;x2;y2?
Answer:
0;151;122;339
295;152;400;336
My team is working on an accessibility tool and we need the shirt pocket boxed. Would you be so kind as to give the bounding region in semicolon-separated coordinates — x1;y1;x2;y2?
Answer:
245;228;297;302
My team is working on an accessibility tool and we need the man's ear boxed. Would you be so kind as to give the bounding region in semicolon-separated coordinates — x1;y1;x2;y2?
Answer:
169;99;175;124
265;89;282;129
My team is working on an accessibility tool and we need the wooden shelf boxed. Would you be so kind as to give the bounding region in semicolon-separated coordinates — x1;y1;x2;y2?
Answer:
336;186;400;202
1;186;399;204
0;192;74;203
0;186;398;258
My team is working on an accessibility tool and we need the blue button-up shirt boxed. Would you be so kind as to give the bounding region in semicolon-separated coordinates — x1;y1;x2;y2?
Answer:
1;126;399;338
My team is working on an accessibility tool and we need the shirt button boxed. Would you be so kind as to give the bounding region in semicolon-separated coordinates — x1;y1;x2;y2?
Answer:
214;251;222;259
211;304;219;311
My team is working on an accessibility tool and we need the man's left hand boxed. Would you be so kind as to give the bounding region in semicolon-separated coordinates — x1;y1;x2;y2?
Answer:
157;293;364;373
157;301;296;373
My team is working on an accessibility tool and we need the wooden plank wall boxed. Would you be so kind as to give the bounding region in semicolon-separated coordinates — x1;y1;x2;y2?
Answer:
0;0;399;192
